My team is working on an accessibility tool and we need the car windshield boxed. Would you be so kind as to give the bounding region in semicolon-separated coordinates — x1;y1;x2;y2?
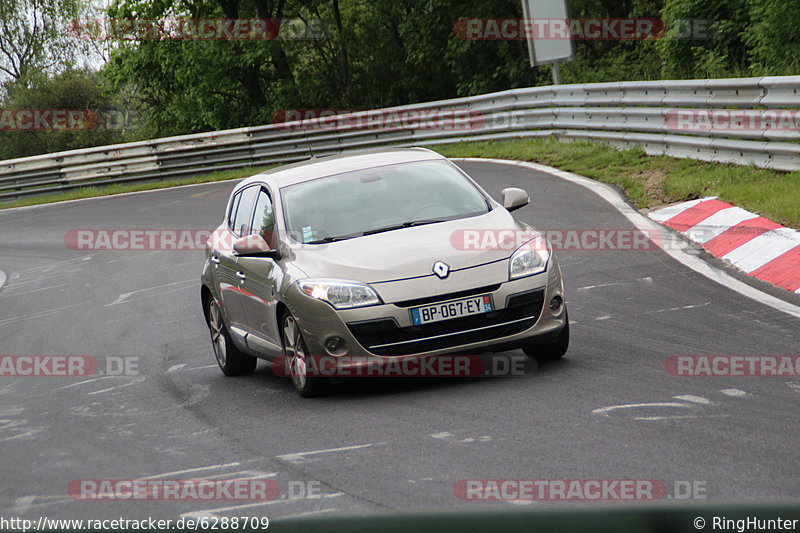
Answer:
281;159;490;244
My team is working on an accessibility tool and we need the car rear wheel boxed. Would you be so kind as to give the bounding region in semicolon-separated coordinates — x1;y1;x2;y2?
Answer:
523;310;570;361
207;295;257;376
282;312;330;397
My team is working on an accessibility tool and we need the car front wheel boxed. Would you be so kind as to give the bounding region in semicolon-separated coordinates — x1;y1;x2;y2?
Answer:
207;294;257;376
282;312;330;397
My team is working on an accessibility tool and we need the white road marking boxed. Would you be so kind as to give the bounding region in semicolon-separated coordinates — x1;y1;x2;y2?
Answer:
0;301;91;327
87;376;146;395
11;496;36;514
179;492;345;519
720;389;748;397
10;255;94;275
431;432;491;443
674;395;712;404
284;509;337;518
0;424;43;443
0;284;69;299
0;269;6;290
454;159;800;320
106;279;196;307
644;302;711;314
6;495;75;512
183;364;219;371
54;377;113;391
138;462;242;480
200;470;277;481
592;402;692;417
577;282;627;291
638;276;654;285
167;364;187;373
634;414;731;421
277;442;386;463
595;315;611;321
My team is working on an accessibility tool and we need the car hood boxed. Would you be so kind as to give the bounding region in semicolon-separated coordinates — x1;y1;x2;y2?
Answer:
288;208;535;284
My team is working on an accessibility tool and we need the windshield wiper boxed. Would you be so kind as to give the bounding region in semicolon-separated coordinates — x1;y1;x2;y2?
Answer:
361;218;450;237
305;235;355;244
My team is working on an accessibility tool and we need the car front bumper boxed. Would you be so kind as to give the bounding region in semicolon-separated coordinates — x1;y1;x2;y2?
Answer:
282;255;567;363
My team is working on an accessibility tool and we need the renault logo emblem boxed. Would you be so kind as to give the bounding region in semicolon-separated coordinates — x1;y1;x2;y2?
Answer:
432;261;450;279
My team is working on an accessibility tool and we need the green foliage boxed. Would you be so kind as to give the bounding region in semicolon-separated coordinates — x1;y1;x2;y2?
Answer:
744;0;800;75
0;0;84;84
0;69;126;159
2;0;800;160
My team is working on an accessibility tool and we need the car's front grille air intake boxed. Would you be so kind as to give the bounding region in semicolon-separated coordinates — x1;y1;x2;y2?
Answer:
347;289;545;356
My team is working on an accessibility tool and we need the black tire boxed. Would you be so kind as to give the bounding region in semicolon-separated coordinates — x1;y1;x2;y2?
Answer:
206;294;257;376
523;310;570;362
281;311;330;398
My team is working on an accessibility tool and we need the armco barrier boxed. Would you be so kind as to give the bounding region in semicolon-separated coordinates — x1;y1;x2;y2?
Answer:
1;76;799;201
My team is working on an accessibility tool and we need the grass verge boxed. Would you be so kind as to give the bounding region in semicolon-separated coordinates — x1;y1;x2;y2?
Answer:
436;138;800;229
0;165;273;210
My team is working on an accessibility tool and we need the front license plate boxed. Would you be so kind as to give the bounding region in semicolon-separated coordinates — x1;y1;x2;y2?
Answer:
410;295;494;325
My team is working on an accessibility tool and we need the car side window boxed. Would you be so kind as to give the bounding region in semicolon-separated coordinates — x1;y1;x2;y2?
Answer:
251;188;275;245
231;186;260;237
227;191;242;232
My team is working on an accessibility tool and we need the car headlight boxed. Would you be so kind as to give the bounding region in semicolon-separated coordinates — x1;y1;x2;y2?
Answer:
509;235;550;279
297;279;382;309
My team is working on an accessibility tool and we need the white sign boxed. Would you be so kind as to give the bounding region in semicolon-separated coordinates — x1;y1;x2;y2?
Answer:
522;0;574;66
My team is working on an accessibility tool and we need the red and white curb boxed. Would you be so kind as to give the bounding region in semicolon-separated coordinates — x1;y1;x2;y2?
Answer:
649;198;800;293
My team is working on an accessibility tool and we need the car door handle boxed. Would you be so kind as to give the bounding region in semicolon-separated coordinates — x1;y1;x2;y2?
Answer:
210;254;220;264
236;271;247;281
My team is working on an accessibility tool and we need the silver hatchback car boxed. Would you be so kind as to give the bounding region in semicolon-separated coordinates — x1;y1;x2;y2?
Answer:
201;148;569;396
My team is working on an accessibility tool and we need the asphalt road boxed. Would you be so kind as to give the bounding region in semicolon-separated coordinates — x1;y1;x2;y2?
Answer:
0;161;798;524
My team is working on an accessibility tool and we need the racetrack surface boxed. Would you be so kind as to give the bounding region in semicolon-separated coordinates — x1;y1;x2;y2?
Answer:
0;161;798;521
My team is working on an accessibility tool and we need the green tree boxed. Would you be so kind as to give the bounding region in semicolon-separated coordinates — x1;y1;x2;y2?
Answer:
0;69;125;159
744;0;800;75
656;0;751;78
0;0;84;85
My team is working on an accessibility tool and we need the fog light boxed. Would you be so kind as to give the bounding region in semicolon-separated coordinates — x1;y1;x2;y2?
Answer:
324;336;347;356
549;296;563;314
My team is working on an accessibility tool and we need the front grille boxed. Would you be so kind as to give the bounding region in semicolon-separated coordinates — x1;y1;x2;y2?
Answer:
347;289;545;356
393;284;502;308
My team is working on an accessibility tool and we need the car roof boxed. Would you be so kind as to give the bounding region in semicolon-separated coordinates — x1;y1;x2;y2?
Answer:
237;147;446;189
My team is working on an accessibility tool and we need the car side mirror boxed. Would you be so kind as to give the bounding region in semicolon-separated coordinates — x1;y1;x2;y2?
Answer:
233;234;281;259
501;187;529;212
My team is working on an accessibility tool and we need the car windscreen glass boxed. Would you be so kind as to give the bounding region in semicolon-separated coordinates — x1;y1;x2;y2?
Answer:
281;160;489;244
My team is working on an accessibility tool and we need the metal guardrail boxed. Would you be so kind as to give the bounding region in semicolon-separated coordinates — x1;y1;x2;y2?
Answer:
1;76;798;201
